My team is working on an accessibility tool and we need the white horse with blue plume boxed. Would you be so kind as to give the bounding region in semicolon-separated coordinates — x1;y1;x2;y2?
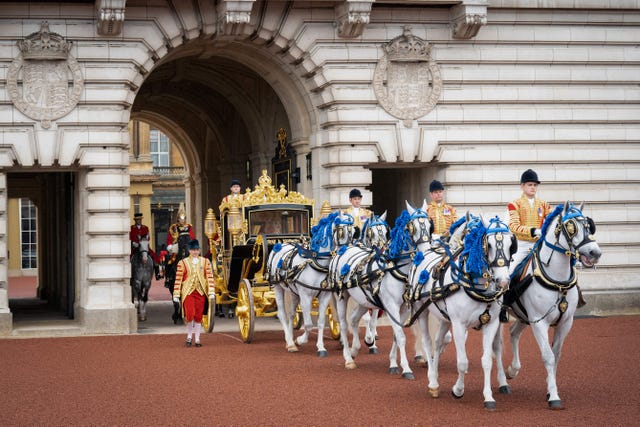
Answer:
501;202;601;409
408;214;516;410
330;200;432;377
268;211;353;355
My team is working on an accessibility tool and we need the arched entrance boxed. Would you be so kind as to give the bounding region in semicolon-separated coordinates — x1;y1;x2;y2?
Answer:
131;40;318;239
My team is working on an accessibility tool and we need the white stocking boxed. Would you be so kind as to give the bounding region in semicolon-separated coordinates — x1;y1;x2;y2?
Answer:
194;322;202;343
186;320;194;341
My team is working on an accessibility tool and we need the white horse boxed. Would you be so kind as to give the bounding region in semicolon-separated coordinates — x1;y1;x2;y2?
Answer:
331;200;432;379
268;211;354;356
409;214;516;410
501;202;602;409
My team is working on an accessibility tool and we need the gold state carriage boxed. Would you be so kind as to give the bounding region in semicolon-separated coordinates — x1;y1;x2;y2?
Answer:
204;170;340;342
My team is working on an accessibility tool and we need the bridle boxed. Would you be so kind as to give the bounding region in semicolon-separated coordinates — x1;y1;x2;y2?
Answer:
541;205;596;263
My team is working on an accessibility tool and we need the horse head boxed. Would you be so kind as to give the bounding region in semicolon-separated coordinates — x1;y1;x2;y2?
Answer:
361;211;389;249
332;211;355;248
176;233;191;260
483;216;516;289
387;201;431;260
135;235;151;263
545;202;602;267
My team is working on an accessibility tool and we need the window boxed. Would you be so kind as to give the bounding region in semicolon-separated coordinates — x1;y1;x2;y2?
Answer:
20;198;37;269
150;129;170;167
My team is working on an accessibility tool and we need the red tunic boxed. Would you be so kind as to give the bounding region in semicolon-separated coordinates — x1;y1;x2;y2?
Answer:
129;224;160;264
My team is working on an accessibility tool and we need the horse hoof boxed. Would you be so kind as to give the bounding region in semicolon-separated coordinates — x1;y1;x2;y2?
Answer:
414;356;427;368
451;390;464;399
401;372;415;381
368;347;378;354
286;345;299;353
548;400;565;410
388;367;401;375
317;350;328;358
499;385;512;395
345;361;357;370
364;339;375;347
428;387;439;398
484;401;497;411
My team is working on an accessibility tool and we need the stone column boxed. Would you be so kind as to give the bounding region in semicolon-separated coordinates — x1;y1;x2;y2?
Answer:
76;167;136;334
0;172;11;335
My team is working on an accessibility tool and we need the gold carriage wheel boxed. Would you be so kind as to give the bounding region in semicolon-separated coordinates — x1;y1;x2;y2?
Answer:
237;279;255;343
327;305;341;340
203;295;216;333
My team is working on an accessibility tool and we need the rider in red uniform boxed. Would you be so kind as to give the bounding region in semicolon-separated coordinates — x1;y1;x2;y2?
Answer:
129;212;162;279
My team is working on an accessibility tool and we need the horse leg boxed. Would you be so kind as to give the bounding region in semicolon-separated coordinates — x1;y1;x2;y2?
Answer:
493;323;511;395
315;292;331;357
364;309;379;354
412;322;426;366
335;295;356;369
507;320;528;379
274;285;298;352
389;322;414;380
295;293;314;348
417;312;440;398
450;321;468;399
348;304;367;359
481;320;500;410
529;320;565;409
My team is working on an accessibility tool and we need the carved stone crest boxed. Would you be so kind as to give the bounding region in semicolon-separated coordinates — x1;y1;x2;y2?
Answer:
373;27;442;121
6;22;83;129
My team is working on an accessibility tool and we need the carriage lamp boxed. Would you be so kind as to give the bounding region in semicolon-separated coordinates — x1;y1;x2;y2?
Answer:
227;203;244;246
205;208;216;240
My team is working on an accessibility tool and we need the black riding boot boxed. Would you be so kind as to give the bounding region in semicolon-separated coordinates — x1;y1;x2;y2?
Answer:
154;264;161;280
499;306;509;323
577;285;587;308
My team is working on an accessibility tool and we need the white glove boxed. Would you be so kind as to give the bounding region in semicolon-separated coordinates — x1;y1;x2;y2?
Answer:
534;229;542;238
431;233;441;242
166;244;173;251
132;242;139;248
172;297;180;304
208;294;215;300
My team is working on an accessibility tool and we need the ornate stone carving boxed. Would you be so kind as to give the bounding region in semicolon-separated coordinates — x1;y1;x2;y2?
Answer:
450;1;488;40
6;22;83;129
217;0;256;36
335;0;373;38
96;0;126;36
373;27;442;121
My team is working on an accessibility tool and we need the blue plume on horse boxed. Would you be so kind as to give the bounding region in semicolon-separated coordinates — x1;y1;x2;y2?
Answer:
388;210;411;259
460;220;488;276
562;204;583;221
540;204;564;238
340;264;351;276
449;216;467;236
486;216;509;234
413;251;424;266
311;211;340;252
338;245;348;255
418;269;430;285
273;243;282;253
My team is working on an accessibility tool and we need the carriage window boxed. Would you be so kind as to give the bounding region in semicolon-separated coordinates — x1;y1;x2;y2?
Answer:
20;198;37;269
248;209;309;236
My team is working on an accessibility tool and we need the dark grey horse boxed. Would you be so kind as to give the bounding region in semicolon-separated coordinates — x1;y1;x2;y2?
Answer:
131;236;154;321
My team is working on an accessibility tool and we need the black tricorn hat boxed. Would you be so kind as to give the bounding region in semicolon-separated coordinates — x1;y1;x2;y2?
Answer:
187;239;200;250
520;169;541;184
134;212;143;219
230;179;241;187
429;180;444;192
349;188;362;199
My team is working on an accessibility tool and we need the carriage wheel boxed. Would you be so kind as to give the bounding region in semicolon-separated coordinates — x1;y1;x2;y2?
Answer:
202;296;216;333
327;306;341;340
236;279;255;343
292;306;302;330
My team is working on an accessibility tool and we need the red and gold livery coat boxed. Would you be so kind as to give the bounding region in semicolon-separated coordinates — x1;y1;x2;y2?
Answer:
508;194;552;242
172;256;216;301
427;201;458;236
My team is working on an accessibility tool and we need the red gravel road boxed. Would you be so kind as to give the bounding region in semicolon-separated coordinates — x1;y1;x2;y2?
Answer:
1;315;638;426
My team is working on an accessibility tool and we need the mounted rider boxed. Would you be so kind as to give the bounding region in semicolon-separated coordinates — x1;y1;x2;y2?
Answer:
129;212;162;280
426;179;458;241
165;203;196;265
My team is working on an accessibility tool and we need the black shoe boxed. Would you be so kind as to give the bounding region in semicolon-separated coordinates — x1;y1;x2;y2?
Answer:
195;342;202;348
217;312;226;318
155;274;163;280
185;339;192;347
499;307;509;323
